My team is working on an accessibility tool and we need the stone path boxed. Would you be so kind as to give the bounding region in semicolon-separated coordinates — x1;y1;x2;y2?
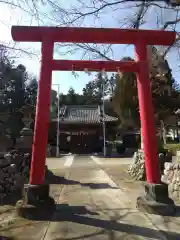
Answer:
0;155;180;239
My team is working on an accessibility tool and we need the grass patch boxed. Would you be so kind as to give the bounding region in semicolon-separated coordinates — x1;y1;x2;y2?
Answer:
165;143;180;155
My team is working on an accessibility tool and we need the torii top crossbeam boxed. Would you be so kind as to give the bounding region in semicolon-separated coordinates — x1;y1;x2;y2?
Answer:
12;26;175;45
11;26;175;45
11;26;176;73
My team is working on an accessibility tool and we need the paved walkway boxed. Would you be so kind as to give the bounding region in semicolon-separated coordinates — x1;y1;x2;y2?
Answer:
46;155;132;169
1;155;180;239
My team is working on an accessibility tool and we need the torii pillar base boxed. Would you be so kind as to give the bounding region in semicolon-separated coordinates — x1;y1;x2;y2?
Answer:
15;184;55;219
137;183;176;216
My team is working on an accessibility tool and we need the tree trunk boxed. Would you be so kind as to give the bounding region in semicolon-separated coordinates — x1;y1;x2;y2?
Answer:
160;120;167;145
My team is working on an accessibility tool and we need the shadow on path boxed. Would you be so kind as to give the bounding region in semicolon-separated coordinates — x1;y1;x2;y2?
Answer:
45;170;118;189
0;237;17;240
0;168;117;206
24;203;180;240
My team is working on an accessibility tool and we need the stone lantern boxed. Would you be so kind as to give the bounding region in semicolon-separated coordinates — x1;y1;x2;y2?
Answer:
21;105;34;129
15;105;34;153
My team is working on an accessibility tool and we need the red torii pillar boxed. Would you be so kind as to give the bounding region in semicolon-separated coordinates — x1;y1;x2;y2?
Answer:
11;26;176;214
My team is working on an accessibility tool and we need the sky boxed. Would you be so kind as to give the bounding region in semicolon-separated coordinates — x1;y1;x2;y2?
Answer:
0;1;179;95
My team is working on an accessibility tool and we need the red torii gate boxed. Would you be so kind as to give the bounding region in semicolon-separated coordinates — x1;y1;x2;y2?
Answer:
12;26;176;214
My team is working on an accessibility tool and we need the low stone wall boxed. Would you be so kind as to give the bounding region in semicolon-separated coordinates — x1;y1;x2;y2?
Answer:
0;150;48;198
127;149;172;181
0;164;23;195
127;150;145;180
161;162;180;201
0;151;31;197
128;149;180;201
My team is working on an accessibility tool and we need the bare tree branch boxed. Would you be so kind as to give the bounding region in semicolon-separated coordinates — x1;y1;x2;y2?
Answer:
47;1;180;60
131;2;149;29
60;0;127;25
1;0;180;68
163;17;180;29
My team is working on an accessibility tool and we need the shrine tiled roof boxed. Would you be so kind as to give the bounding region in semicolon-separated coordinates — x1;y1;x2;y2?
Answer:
52;105;118;124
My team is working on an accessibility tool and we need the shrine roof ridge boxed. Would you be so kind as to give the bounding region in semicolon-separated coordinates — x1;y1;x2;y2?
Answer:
53;104;118;124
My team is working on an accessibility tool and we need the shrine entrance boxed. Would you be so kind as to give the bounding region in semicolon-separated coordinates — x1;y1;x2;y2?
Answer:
70;133;92;154
11;26;175;188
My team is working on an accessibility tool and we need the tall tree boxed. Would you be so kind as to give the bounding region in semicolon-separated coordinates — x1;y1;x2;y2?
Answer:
111;57;139;129
82;73;116;105
66;87;78;105
0;49;39;144
111;53;180;140
0;63;27;145
26;76;38;107
59;87;85;106
82;81;100;104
